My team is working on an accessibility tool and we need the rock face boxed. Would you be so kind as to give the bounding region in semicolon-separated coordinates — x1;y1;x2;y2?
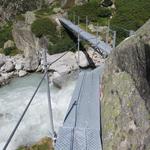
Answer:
102;19;150;150
61;0;87;8
12;22;40;71
0;0;50;22
3;40;15;49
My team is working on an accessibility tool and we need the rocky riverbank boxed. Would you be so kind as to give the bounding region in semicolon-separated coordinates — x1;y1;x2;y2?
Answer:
0;47;105;88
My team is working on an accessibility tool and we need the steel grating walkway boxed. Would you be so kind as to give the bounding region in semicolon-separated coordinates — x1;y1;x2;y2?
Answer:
59;17;112;56
55;67;103;150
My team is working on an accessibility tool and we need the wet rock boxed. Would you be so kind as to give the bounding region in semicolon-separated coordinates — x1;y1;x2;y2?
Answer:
18;70;27;77
46;51;78;74
2;61;15;72
75;51;89;68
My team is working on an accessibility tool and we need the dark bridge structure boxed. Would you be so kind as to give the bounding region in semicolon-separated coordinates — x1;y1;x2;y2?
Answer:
59;17;112;57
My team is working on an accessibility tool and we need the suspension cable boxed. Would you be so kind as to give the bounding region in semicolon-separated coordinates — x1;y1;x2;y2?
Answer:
2;72;47;150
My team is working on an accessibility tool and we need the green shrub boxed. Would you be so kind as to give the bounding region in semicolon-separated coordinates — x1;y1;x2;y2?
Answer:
3;47;14;55
68;0;111;24
15;14;25;21
110;0;150;44
3;47;20;56
48;30;76;54
0;25;13;48
31;18;56;38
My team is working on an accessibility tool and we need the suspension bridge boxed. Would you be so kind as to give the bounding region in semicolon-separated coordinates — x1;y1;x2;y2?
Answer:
2;17;112;150
59;17;112;57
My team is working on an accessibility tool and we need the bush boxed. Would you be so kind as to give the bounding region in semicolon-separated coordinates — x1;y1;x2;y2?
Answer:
48;30;76;54
31;18;56;38
68;0;112;23
110;0;150;44
0;25;13;48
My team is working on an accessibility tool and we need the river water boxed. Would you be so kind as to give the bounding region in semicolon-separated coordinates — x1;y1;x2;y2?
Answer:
0;73;76;150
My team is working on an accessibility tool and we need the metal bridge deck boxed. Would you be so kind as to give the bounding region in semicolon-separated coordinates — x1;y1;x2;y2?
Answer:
55;67;103;150
59;17;112;55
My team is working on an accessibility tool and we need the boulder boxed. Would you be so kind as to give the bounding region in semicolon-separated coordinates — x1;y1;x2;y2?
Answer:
2;61;15;72
102;19;150;150
1;72;14;79
12;22;40;71
46;52;78;74
25;11;36;25
53;7;64;14
18;70;27;77
52;70;77;88
75;51;89;67
3;40;15;49
0;54;5;68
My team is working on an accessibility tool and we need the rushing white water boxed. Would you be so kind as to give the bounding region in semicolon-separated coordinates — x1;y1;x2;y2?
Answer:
0;73;76;150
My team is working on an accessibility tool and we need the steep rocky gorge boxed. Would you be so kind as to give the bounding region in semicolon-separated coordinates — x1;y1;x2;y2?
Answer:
102;19;150;149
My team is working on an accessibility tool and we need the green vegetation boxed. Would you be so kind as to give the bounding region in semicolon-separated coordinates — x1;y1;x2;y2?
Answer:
68;0;150;44
68;0;111;25
0;46;21;56
17;137;54;150
110;0;150;44
31;18;56;38
35;1;60;17
15;14;25;21
48;30;76;54
0;24;13;48
31;17;76;54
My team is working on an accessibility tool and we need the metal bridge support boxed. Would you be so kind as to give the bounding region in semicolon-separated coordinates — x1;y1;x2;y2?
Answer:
77;16;80;73
106;21;110;44
113;31;116;49
43;48;55;140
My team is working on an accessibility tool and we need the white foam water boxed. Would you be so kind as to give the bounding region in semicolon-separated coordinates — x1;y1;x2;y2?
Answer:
0;73;76;150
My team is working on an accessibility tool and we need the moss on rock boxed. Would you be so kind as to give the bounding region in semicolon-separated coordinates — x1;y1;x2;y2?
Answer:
17;137;54;150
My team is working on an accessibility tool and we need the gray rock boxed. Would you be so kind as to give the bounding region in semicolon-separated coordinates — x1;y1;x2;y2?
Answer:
3;40;15;49
18;70;27;77
12;22;40;71
46;52;78;74
3;61;15;72
102;19;150;150
0;54;5;68
75;51;89;67
25;11;36;25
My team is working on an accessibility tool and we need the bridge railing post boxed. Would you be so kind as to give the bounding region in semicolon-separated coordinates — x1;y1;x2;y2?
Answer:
113;31;116;49
106;20;110;44
43;48;55;141
77;16;80;74
86;16;88;32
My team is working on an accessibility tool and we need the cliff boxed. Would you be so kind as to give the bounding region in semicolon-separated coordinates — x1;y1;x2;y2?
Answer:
102;19;150;149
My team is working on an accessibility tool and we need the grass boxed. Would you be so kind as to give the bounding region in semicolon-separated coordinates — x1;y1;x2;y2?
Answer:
31;17;76;54
31;18;56;38
68;0;111;25
110;0;150;44
35;1;60;18
0;47;21;56
48;29;76;54
0;24;13;48
68;0;150;45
